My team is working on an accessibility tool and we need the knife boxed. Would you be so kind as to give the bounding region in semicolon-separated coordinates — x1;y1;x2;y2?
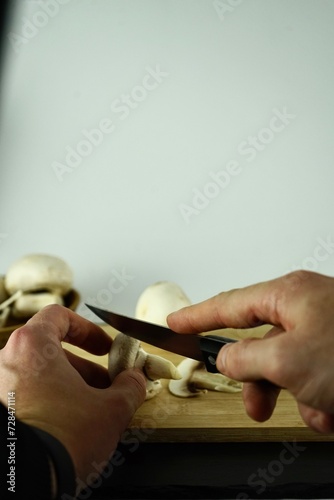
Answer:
86;304;237;373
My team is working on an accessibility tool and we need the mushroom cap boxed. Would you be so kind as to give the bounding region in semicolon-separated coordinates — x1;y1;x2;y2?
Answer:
135;281;191;326
5;254;73;295
108;333;140;382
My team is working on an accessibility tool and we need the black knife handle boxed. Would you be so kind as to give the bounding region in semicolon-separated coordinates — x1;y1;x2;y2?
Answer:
199;335;237;373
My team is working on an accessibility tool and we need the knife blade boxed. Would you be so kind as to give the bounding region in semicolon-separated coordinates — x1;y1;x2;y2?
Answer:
86;304;237;373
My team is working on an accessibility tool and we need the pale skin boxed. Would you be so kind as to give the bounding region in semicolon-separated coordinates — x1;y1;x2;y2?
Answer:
167;270;334;434
0;305;146;491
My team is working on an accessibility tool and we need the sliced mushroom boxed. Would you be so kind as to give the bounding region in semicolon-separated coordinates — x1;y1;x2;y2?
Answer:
169;358;242;398
108;332;181;400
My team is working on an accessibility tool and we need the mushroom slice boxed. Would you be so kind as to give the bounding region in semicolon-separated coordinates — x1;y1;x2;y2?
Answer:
169;358;242;398
108;332;181;400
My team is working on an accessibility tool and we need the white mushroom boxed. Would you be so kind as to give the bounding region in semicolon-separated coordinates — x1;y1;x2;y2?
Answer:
135;281;192;326
3;254;73;319
11;292;64;319
5;254;73;295
169;357;242;398
108;332;181;400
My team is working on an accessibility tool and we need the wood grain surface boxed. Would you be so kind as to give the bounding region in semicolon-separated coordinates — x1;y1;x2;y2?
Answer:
63;324;334;443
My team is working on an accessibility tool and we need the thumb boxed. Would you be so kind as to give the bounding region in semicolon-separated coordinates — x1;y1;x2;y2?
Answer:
109;368;147;416
216;336;285;385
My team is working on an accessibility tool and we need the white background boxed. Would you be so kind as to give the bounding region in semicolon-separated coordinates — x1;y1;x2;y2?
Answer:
1;0;334;320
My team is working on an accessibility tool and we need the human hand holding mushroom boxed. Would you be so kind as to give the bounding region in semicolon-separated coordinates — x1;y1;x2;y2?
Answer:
0;304;146;492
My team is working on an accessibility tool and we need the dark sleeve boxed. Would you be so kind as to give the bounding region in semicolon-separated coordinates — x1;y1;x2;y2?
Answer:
0;401;76;499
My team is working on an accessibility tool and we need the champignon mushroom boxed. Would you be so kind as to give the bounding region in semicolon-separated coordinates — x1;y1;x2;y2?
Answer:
108;332;181;400
5;254;73;295
169;358;242;398
3;254;73;319
135;281;192;326
11;292;64;319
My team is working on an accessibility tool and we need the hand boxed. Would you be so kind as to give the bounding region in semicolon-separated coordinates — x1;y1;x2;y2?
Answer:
0;305;146;489
167;271;334;433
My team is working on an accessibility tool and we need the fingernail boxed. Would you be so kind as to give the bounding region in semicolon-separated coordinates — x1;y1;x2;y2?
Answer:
217;344;230;372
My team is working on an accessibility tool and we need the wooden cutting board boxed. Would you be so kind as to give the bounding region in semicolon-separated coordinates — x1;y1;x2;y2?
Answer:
64;324;334;443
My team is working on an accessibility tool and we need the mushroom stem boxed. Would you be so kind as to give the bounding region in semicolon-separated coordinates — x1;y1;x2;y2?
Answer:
108;332;181;400
189;369;242;393
169;358;242;398
0;306;10;327
144;353;181;381
0;290;23;311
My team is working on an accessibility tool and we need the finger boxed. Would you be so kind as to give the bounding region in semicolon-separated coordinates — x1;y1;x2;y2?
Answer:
109;368;147;418
24;304;112;355
297;403;334;434
216;335;292;389
167;274;297;333
64;350;111;388
242;381;281;422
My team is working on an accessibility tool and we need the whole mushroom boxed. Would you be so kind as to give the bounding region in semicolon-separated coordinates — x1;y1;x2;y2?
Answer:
5;253;73;295
4;254;73;319
135;281;192;326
